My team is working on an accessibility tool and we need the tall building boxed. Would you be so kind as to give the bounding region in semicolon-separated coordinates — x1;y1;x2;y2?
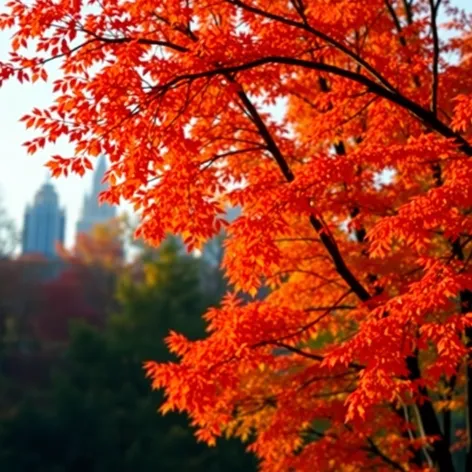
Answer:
22;180;66;258
76;156;117;236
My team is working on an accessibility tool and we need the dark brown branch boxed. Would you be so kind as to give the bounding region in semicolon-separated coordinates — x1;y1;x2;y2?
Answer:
305;305;355;311
38;38;98;65
384;0;422;89
199;146;264;171
402;0;414;25
81;28;188;52
385;0;406;46
271;341;363;371
289;0;308;23
406;354;455;471
233;84;373;301
152;56;472;157
253;291;353;348
274;237;320;243
365;436;407;472
305;426;407;472
297;371;357;392
226;0;397;92
428;0;442;115
443;374;457;452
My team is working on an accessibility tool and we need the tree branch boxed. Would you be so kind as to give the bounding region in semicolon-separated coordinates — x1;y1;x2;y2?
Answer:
151;56;472;156
232;82;372;301
385;0;407;46
226;0;397;92
271;341;364;371
384;0;422;89
81;28;189;52
428;0;442;115
402;0;414;25
365;436;408;472
305;426;408;472
406;354;455;471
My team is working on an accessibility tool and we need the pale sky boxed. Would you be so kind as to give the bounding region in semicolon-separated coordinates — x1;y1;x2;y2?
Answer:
0;1;470;249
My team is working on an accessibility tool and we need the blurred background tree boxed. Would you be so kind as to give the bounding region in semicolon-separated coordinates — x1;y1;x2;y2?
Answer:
0;192;18;259
0;230;255;471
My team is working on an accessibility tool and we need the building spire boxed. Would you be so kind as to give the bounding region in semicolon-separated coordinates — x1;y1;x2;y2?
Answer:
92;155;108;193
76;155;117;237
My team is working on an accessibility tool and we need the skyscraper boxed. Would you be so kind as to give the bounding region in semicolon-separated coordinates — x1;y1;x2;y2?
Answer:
22;180;66;258
76;156;117;236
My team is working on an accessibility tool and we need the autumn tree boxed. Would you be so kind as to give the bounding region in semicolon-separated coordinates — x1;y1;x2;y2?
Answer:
59;218;124;267
54;220;126;323
2;0;472;470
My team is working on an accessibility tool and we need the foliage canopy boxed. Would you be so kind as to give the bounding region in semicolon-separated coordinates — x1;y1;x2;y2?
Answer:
2;0;472;470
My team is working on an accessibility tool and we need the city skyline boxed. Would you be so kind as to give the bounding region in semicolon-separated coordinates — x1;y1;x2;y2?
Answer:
22;180;66;258
20;156;119;258
0;0;470;250
76;156;117;237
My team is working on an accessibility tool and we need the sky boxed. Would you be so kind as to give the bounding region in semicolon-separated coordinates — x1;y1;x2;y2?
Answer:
0;0;471;249
0;30;131;249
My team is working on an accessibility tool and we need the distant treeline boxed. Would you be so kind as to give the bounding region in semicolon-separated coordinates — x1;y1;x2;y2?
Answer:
0;236;256;472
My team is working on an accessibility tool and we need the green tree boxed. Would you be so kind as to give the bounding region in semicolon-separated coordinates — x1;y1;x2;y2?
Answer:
0;240;255;471
110;237;215;360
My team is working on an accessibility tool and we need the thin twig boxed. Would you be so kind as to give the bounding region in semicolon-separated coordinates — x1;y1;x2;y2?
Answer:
428;0;442;115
